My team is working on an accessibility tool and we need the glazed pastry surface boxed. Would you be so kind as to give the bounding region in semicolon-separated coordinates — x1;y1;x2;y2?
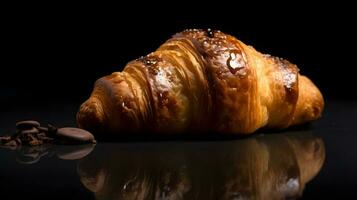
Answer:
77;29;324;134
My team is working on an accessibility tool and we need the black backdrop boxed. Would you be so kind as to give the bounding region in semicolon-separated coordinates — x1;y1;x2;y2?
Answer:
1;2;355;108
0;2;357;199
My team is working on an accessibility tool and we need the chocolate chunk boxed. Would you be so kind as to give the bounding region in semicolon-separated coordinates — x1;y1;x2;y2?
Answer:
56;127;95;143
16;120;40;130
20;127;40;135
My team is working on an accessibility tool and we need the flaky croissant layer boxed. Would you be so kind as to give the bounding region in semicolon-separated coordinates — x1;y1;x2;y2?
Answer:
77;29;324;134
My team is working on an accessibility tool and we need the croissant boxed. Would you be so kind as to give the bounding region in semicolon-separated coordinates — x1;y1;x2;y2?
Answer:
77;29;324;134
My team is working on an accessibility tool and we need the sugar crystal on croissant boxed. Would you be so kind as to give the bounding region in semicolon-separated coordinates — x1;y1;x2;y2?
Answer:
77;29;324;134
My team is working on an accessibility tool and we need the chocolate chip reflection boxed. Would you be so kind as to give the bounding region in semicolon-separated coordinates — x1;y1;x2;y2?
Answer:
77;133;325;200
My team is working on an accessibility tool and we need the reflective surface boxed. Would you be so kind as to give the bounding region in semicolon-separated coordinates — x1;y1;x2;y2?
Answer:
78;133;324;200
0;100;356;199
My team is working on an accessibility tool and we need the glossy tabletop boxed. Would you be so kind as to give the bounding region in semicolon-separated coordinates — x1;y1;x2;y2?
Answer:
0;100;356;199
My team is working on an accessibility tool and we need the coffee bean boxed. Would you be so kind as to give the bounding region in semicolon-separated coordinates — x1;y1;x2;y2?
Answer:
4;120;97;148
29;139;43;146
37;133;54;143
15;138;22;145
37;132;47;137
20;127;40;135
16;151;43;164
47;124;58;134
4;140;17;146
56;127;95;143
16;145;53;164
37;126;49;132
0;136;12;144
16;120;40;130
56;144;96;160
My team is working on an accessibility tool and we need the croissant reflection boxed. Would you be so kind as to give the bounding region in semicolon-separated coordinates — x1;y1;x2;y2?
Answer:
77;133;325;200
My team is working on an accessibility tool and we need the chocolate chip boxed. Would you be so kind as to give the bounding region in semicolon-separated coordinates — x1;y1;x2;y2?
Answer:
16;120;40;130
56;127;95;144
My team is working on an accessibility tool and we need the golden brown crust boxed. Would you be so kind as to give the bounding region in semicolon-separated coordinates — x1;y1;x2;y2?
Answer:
261;54;300;128
291;76;324;126
77;29;324;134
175;30;257;133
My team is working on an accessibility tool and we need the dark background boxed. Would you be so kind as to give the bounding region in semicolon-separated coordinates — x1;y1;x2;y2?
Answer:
1;2;356;111
1;2;357;199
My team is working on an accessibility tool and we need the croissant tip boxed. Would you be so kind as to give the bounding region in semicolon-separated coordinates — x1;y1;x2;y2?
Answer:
312;87;325;120
77;99;104;132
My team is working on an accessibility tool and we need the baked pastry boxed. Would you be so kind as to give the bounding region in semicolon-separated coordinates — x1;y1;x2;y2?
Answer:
77;29;324;134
